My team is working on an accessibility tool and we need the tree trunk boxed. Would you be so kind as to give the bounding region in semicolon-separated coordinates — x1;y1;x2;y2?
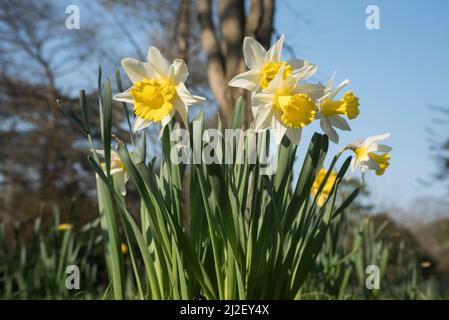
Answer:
197;0;276;128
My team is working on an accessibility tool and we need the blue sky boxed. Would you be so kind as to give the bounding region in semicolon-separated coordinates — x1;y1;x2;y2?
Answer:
275;0;449;208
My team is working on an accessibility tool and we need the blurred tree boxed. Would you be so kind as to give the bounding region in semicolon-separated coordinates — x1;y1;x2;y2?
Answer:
426;105;449;195
197;0;275;126
0;0;101;224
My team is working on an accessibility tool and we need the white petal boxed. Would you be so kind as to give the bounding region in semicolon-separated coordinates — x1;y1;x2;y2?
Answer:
158;111;176;138
251;93;261;117
133;116;151;132
121;58;149;83
365;133;391;146
169;59;189;84
254;105;274;132
147;47;170;77
265;34;285;63
95;149;105;156
376;144;392;152
325;71;337;90
294;83;325;101
350;158;357;174
328;115;351;131
113;88;133;104
285;127;302;145
271;116;287;145
291;63;318;81
254;91;275;105
110;167;124;175
287;59;307;70
176;83;206;105
366;156;380;171
173;97;189;128
320;118;339;143
228;69;260;91
243;37;266;70
328;79;349;100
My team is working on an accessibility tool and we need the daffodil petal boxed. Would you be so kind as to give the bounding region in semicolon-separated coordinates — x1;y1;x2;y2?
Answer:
133;116;151;132
158;110;176;138
325;71;337;90
228;69;260;91
254;91;275;105
365;133;391;146
147;47;170;77
243;37;266;70
110;167;124;175
328;115;351;131
350;157;357;174
376;144;392;152
172;97;189;128
177;83;206;105
254;105;274;132
291;63;318;81
271;116;287;145
285;127;302;145
169;59;189;84
366;156;381;171
113;88;133;104
121;58;149;83
327;79;349;100
265;34;285;63
294;83;325;101
320;118;339;143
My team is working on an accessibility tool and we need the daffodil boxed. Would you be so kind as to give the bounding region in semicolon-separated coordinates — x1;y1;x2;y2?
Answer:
228;34;317;115
113;47;205;135
347;133;392;176
57;223;73;231
311;168;338;207
121;243;128;255
316;72;360;143
96;149;129;196
253;66;325;144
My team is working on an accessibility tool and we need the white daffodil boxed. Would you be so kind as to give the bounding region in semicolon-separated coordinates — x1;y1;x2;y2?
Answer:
316;72;360;143
228;34;317;115
96;149;128;196
253;65;325;145
113;47;205;136
347;133;392;176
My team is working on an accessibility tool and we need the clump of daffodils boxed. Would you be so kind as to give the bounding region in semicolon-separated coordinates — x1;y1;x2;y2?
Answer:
227;34;391;178
113;35;391;181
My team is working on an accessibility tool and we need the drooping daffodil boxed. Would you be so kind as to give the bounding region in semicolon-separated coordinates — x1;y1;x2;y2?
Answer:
253;65;325;145
316;72;360;143
57;223;73;231
113;47;205;135
347;133;391;177
96;149;129;196
311;168;338;207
